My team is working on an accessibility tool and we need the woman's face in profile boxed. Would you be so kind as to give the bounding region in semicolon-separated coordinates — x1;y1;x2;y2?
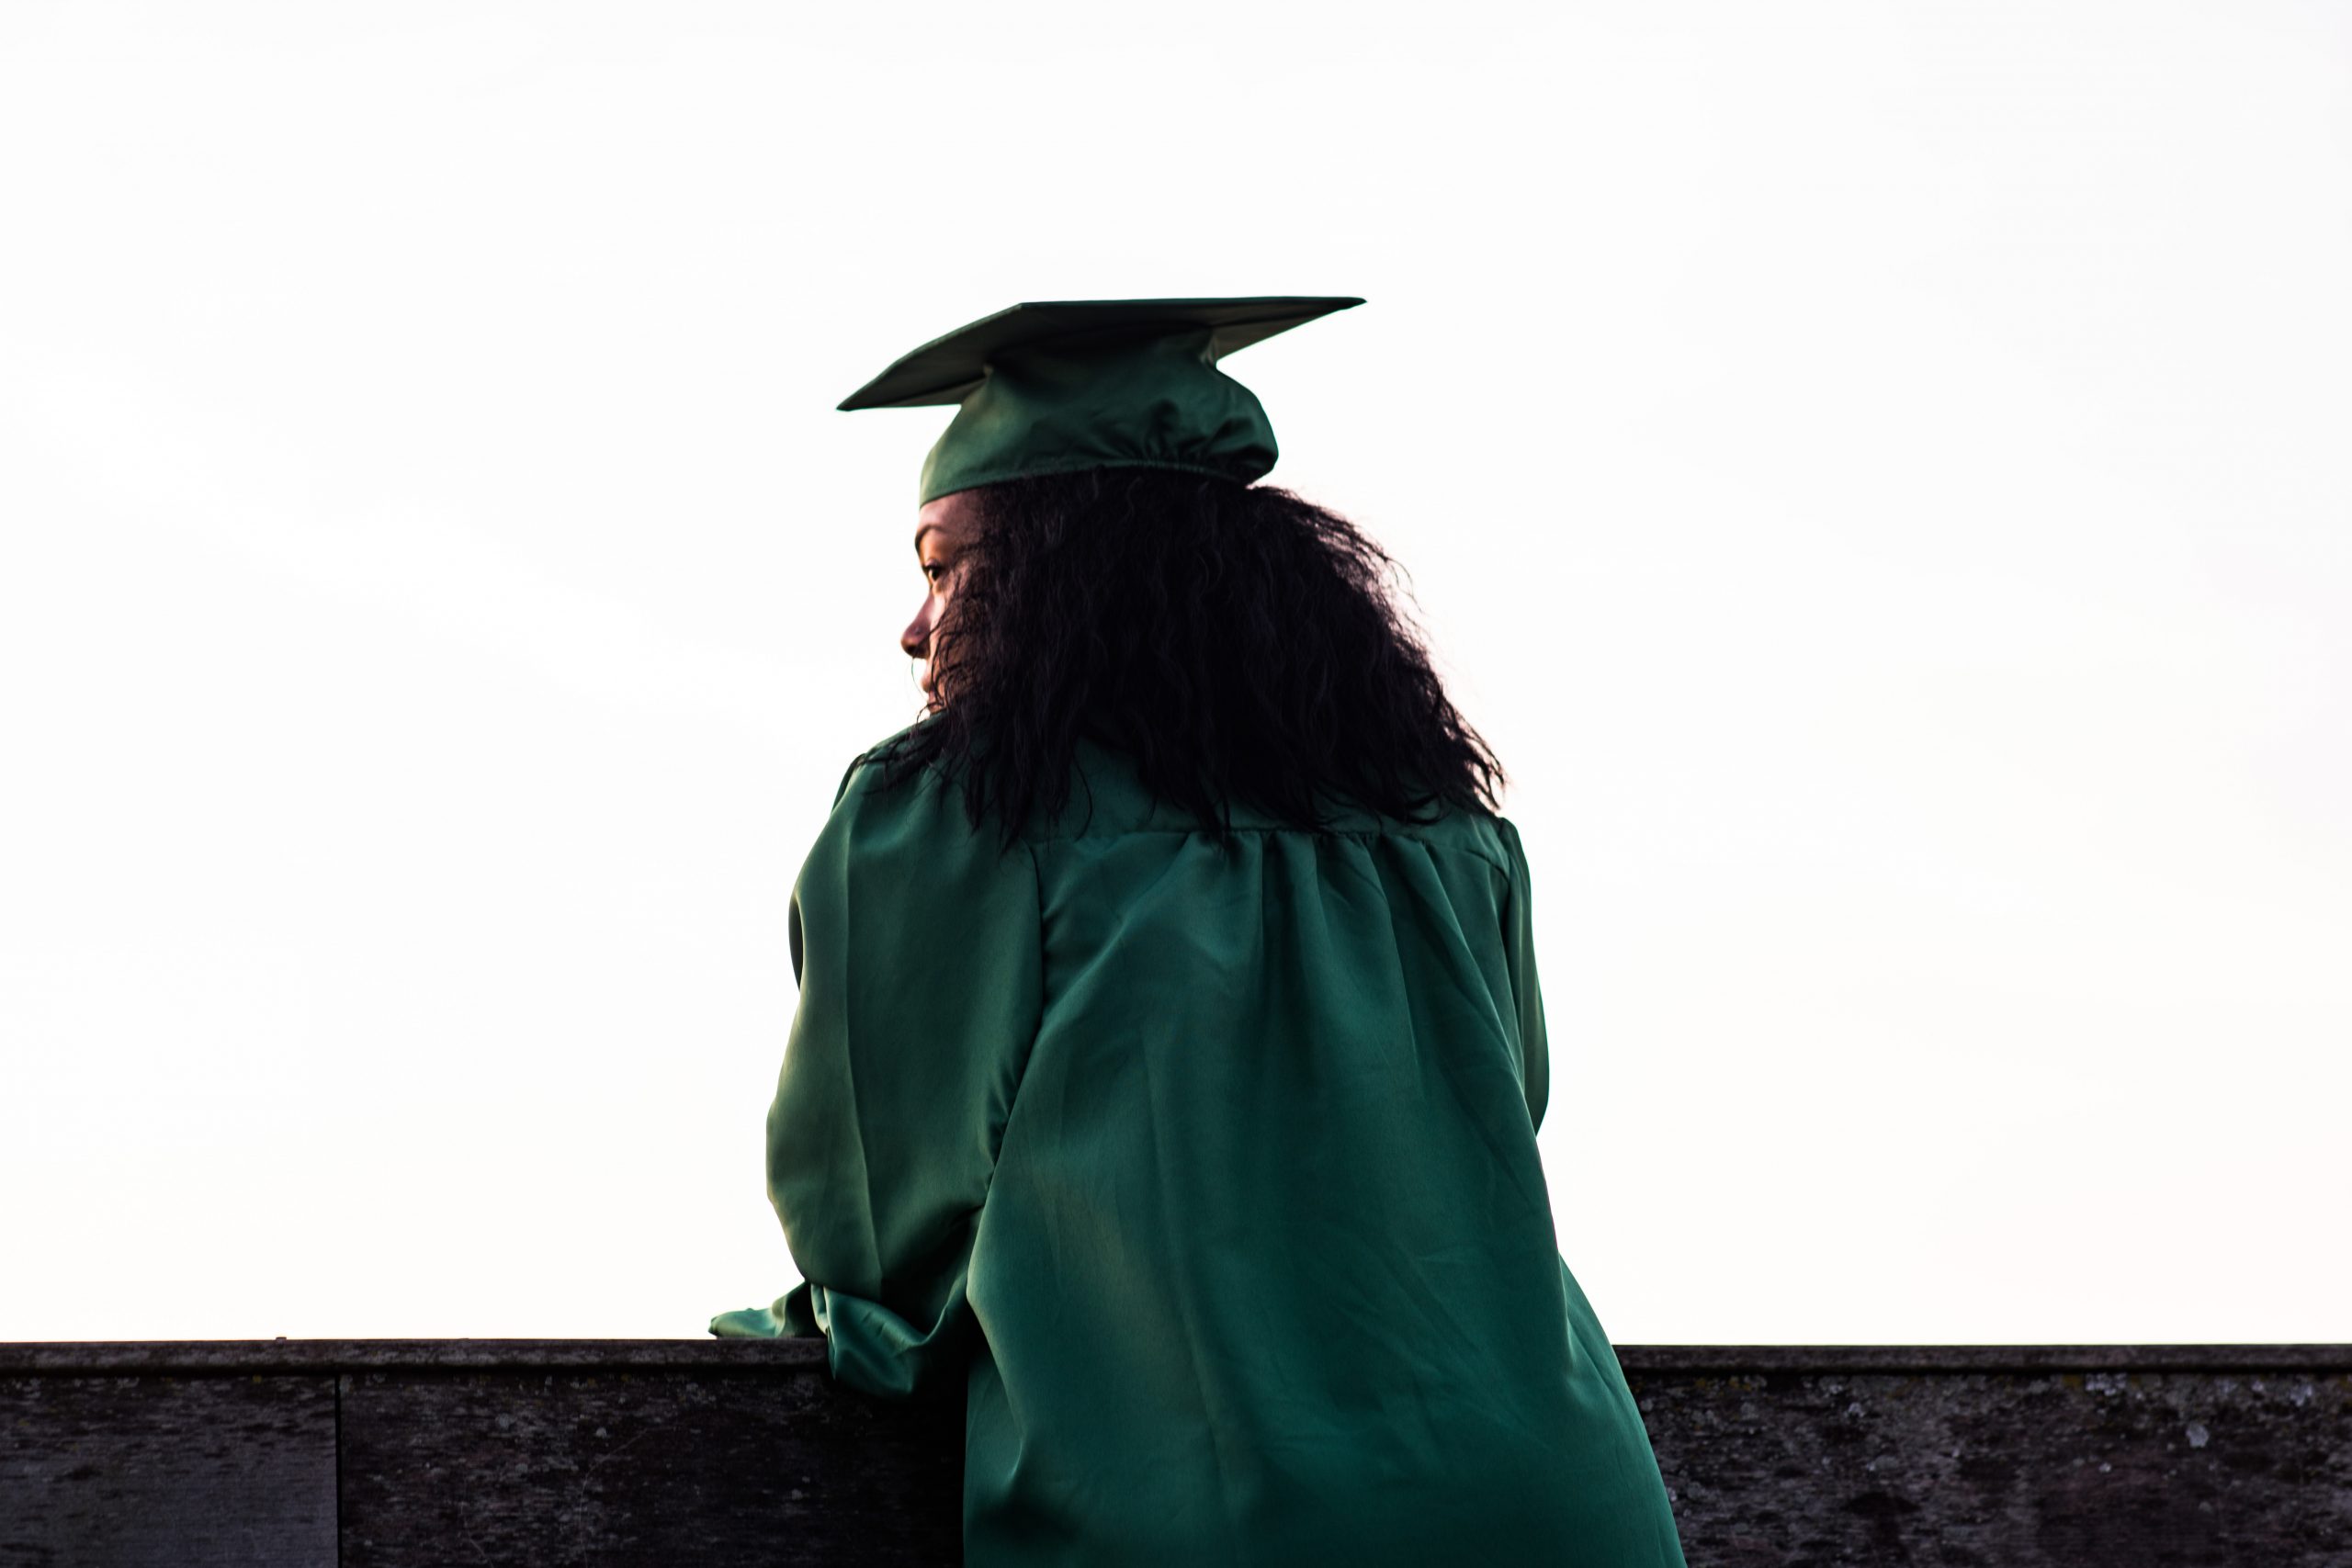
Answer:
902;489;982;706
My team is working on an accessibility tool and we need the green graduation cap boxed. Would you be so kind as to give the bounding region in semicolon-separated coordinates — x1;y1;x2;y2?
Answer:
839;296;1363;504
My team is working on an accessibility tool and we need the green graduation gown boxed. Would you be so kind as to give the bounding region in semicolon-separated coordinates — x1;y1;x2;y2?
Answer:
715;735;1687;1567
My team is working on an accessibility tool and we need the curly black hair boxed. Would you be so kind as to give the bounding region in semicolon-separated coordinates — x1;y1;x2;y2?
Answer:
865;468;1503;842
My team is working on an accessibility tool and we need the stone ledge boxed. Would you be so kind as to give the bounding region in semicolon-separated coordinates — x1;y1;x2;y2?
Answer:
6;1341;2347;1566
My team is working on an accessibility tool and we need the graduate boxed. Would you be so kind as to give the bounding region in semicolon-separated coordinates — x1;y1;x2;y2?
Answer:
716;298;1688;1566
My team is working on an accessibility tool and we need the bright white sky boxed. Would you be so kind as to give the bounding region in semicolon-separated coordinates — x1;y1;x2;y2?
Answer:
2;1;2346;1345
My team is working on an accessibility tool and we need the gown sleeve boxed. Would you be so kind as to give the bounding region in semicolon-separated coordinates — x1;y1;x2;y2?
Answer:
708;754;1044;1400
1495;817;1551;1133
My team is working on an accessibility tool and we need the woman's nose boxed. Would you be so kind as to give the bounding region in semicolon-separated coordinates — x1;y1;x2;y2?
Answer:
900;604;933;660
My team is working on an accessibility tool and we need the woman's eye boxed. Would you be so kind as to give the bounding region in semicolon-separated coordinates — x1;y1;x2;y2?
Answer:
922;563;945;582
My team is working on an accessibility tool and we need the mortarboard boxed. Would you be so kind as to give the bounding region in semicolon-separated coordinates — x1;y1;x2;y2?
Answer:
839;297;1363;504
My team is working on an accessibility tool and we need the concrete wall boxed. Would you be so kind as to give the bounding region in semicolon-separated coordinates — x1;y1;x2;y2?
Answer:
5;1340;2346;1564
